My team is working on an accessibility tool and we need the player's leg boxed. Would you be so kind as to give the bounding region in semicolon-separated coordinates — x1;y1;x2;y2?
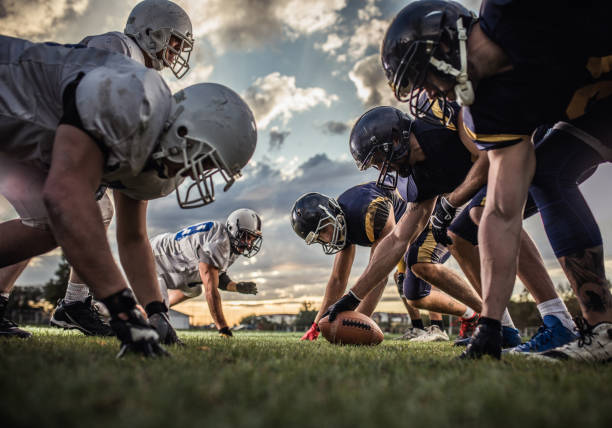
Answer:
530;107;612;361
50;192;115;336
0;260;31;338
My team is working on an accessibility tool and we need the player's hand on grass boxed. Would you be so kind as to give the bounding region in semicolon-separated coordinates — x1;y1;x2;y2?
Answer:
236;281;258;295
300;322;319;341
322;291;361;322
148;312;185;346
219;326;233;338
110;309;169;358
430;196;456;246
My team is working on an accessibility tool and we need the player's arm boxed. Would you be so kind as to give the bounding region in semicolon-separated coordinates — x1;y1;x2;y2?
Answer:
43;125;127;298
218;272;258;295
200;262;230;335
350;199;435;304
445;110;489;207
315;244;356;324
114;191;165;307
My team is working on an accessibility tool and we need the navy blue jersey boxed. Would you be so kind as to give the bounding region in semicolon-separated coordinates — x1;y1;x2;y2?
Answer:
337;182;406;247
396;118;473;203
465;0;612;150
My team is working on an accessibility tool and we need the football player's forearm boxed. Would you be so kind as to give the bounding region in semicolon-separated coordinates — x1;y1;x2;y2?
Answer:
447;154;489;207
206;289;227;329
118;237;163;306
351;203;432;298
315;278;347;323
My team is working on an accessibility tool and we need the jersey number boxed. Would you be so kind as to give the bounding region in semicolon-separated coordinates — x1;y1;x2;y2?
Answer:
174;221;213;241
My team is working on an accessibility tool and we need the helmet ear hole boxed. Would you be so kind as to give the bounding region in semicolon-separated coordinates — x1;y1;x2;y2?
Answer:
177;126;188;137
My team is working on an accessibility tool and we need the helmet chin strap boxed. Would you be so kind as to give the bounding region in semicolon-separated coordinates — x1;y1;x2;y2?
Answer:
428;17;475;106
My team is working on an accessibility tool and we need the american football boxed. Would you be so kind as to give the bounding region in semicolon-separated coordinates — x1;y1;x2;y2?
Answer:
319;311;384;345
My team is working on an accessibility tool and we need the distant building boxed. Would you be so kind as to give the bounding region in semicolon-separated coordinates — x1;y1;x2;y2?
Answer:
263;313;298;325
169;309;191;330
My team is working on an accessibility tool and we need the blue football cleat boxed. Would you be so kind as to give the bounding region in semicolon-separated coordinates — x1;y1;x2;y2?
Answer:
506;315;578;354
501;325;522;348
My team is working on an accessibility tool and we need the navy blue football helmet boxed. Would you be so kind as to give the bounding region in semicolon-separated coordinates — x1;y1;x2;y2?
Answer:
381;0;476;124
290;193;346;255
349;106;413;190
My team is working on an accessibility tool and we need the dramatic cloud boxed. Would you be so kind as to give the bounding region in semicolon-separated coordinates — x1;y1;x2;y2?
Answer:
268;127;291;150
243;72;338;129
185;0;346;53
320;120;351;135
315;33;345;55
349;54;404;108
347;18;388;60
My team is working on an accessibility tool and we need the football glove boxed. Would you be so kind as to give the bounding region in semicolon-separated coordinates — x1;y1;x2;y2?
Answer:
322;291;361;322
394;272;406;297
219;326;233;337
148;311;184;346
430;196;456;246
300;322;320;341
102;289;169;358
235;281;258;295
110;309;169;358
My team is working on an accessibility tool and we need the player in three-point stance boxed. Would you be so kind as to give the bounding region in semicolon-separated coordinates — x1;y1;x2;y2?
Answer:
150;209;262;338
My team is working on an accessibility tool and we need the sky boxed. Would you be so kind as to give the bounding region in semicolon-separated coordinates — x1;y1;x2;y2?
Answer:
1;0;612;325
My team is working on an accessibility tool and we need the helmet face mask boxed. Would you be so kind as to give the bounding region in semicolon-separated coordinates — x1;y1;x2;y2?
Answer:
382;1;475;124
226;209;263;258
125;0;195;79
153;83;257;209
291;194;346;255
350;106;413;191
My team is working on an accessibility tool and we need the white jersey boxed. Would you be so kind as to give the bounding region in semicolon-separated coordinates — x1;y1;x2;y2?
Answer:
151;221;240;290
0;35;171;182
80;32;146;66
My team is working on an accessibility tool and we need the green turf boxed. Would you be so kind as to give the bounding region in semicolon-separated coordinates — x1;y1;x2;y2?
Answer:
1;328;611;428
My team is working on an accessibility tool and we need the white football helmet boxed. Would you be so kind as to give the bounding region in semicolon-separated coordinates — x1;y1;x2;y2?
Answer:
226;209;263;258
124;0;194;78
153;83;258;209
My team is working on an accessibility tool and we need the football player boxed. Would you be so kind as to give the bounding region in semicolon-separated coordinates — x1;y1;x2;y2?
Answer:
323;106;577;353
150;209;262;338
380;0;612;360
0;36;257;356
291;182;480;343
0;0;195;338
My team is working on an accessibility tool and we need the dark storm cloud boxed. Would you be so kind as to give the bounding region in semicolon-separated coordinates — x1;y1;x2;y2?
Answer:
320;121;350;135
269;128;291;150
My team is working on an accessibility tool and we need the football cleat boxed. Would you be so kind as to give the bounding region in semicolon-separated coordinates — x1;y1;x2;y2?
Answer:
453;337;471;347
533;318;612;363
409;325;450;342
459;322;502;360
506;315;578;354
502;325;522;348
395;327;426;340
458;313;479;340
0;295;31;339
50;297;114;336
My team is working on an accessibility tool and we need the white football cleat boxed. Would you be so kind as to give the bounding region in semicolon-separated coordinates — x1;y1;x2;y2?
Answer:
395;327;427;340
409;325;450;342
533;320;612;363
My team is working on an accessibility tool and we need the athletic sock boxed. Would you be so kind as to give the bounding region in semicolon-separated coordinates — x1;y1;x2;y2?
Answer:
64;281;90;304
412;319;424;330
431;319;444;329
0;292;10;299
461;307;475;319
501;308;516;328
537;297;576;331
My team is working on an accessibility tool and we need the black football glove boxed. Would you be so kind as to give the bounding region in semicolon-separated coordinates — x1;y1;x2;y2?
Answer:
395;272;406;297
322;291;362;322
103;289;169;358
219;326;233;337
145;301;184;346
430;196;456;246
235;281;258;295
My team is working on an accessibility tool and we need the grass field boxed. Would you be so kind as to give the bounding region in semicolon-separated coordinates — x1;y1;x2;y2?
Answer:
1;328;611;428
